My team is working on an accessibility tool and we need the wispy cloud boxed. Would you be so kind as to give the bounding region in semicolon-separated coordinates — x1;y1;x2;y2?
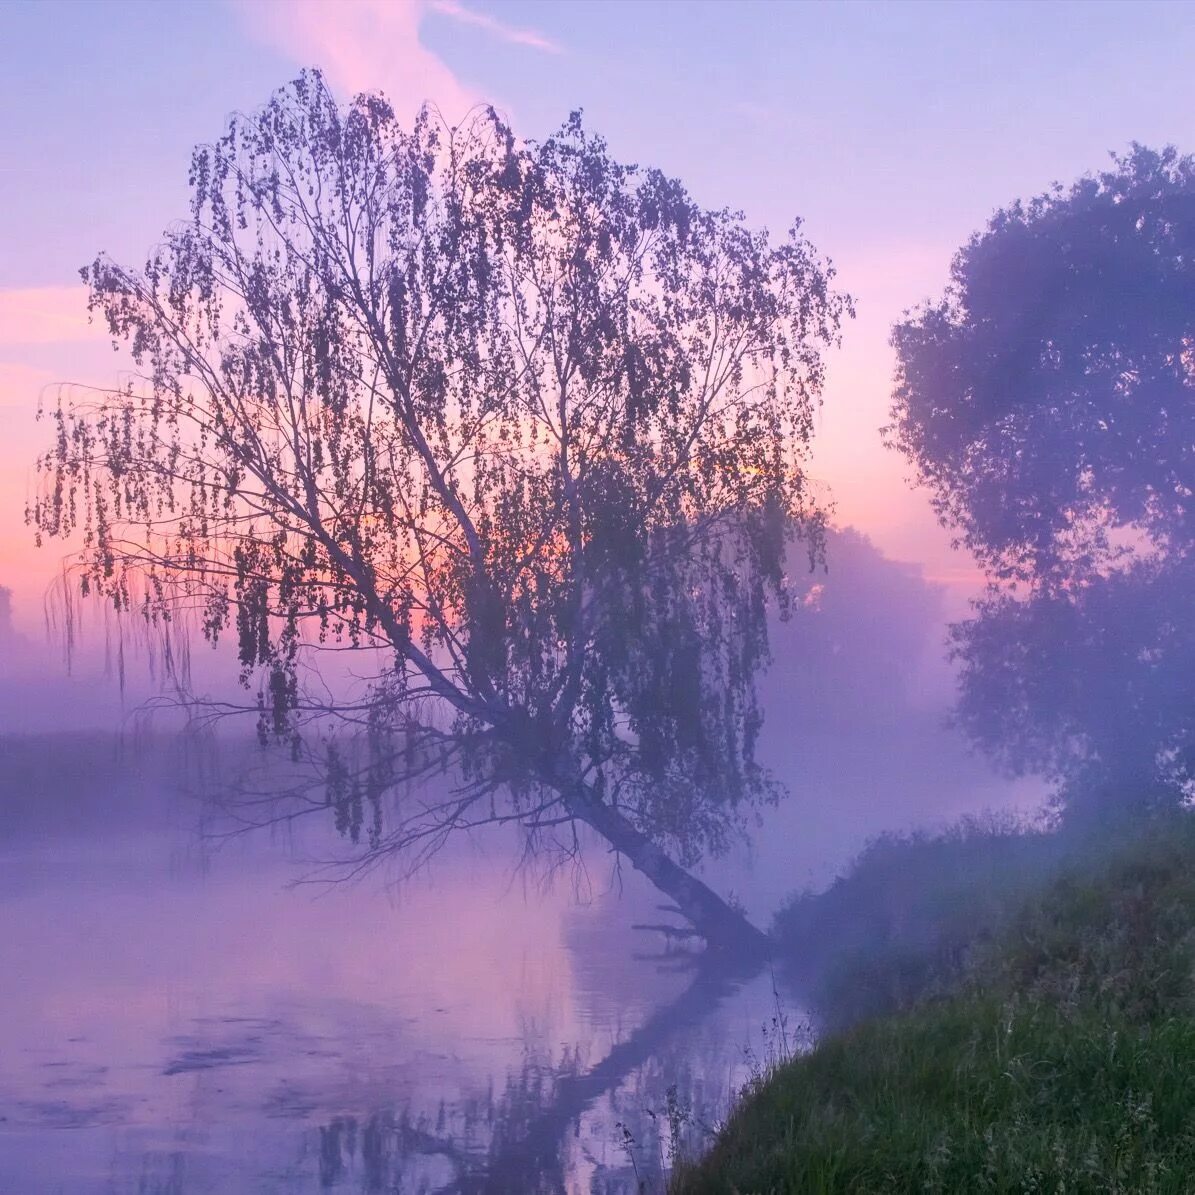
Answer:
234;0;559;124
0;361;53;397
427;0;562;54
0;287;100;346
235;0;478;123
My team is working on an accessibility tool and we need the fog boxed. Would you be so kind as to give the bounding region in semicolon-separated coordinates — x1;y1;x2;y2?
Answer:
0;517;1045;1192
0;585;140;734
0;523;1040;883
2;7;1190;1191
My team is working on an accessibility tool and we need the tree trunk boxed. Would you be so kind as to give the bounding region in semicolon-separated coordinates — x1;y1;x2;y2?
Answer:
564;787;772;960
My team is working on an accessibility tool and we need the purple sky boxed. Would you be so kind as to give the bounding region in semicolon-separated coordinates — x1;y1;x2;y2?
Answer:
2;0;1193;633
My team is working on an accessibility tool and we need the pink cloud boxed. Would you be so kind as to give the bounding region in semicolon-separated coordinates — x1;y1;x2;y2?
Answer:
0;360;53;404
428;0;562;54
235;0;480;124
0;287;101;347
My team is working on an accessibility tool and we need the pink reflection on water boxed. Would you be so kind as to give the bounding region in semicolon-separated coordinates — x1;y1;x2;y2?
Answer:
0;817;770;1192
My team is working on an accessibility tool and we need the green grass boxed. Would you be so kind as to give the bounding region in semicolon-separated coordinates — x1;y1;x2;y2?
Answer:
673;814;1195;1194
771;812;1081;1029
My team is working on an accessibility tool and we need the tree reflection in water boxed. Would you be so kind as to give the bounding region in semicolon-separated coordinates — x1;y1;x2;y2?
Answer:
309;958;772;1193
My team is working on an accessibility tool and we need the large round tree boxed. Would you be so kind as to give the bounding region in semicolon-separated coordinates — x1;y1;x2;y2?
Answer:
888;146;1195;812
32;72;849;953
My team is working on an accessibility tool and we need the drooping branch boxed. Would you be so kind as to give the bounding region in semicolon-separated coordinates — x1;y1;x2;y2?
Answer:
32;70;850;947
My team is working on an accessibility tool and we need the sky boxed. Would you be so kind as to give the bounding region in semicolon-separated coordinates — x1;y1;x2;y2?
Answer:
2;0;1194;639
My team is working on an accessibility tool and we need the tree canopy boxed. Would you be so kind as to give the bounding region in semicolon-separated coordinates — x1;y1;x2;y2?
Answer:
890;145;1195;582
889;146;1195;811
32;72;849;948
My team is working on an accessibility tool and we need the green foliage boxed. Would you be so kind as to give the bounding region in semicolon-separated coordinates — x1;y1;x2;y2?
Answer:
29;70;848;928
676;1001;1195;1194
888;145;1195;812
676;815;1195;1194
954;555;1195;815
772;813;1068;1028
889;144;1195;584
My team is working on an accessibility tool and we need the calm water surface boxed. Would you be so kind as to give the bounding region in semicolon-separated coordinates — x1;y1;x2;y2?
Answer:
0;809;805;1193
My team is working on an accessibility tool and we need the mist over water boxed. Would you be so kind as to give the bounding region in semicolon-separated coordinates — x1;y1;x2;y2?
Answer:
0;759;791;1193
0;526;1039;1192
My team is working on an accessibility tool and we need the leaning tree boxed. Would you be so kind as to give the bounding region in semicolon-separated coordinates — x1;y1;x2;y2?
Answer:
888;145;1195;814
31;72;848;954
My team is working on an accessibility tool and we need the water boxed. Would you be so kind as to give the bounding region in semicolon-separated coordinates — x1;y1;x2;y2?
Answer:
0;804;803;1193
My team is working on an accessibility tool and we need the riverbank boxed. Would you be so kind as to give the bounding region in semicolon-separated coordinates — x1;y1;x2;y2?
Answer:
674;812;1195;1193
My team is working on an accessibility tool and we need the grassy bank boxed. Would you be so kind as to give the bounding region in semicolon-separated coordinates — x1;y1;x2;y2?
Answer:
674;814;1195;1193
771;813;1073;1029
